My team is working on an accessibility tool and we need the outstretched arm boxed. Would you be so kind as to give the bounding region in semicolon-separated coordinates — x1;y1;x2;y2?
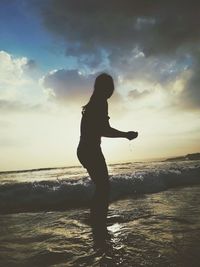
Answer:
99;102;138;140
102;124;138;140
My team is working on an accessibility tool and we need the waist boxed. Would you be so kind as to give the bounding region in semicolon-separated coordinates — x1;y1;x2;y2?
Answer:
79;135;101;146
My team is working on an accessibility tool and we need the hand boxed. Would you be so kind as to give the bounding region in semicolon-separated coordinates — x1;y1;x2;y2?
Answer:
126;131;138;140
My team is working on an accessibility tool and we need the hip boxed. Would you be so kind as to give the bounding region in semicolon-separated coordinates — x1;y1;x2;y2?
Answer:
77;141;106;168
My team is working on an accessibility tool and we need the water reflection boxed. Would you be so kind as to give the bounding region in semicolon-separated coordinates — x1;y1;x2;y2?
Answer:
87;219;125;266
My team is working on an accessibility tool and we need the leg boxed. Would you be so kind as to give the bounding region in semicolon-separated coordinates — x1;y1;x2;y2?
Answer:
86;158;110;231
77;144;110;235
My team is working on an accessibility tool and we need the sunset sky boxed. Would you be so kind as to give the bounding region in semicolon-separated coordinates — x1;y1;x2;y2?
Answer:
0;0;200;171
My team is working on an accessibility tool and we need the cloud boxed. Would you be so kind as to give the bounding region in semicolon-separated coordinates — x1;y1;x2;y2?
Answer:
36;0;200;110
0;50;46;111
0;50;28;95
41;69;124;108
42;69;97;103
38;0;200;59
128;89;151;100
177;63;200;110
23;59;37;71
0;51;121;110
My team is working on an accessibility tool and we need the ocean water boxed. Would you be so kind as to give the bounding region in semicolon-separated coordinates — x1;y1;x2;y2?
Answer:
0;160;200;266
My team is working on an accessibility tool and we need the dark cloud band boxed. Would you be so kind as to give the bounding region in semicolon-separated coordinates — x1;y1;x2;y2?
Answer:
37;0;200;110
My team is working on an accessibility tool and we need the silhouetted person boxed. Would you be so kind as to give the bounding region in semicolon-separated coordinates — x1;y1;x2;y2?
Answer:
77;73;138;239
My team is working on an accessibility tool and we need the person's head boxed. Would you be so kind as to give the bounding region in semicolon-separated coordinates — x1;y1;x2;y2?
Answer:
92;73;114;100
82;73;114;112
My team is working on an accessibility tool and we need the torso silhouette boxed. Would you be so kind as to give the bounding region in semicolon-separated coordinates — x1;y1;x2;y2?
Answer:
77;99;110;170
80;99;110;146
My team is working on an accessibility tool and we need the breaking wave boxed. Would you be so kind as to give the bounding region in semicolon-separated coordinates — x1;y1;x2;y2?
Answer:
0;164;200;214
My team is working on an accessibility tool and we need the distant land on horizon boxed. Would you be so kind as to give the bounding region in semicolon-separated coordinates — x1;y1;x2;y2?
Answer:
165;153;200;162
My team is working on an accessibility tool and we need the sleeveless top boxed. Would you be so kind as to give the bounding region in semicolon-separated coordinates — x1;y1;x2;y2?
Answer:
79;100;110;146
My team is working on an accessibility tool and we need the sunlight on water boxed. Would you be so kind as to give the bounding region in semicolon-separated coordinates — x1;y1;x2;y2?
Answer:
108;222;122;234
1;185;200;266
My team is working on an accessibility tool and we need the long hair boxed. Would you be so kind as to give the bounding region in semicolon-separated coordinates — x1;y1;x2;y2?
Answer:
82;73;114;114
